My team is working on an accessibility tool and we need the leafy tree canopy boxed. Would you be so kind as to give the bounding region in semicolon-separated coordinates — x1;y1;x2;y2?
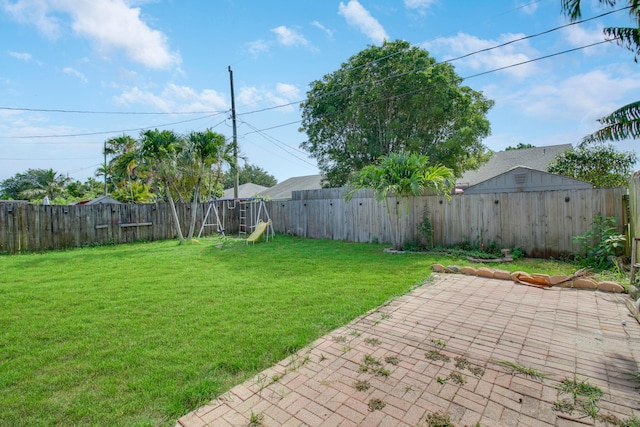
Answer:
223;163;277;188
300;40;494;187
0;168;70;201
505;143;536;150
547;144;637;188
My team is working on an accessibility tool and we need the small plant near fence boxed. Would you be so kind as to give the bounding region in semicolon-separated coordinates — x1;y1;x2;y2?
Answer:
573;215;625;271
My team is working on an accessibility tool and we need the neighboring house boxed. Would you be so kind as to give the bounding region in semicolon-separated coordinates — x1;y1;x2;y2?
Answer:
221;183;270;199
456;144;572;191
463;166;592;194
258;174;324;200
74;196;123;205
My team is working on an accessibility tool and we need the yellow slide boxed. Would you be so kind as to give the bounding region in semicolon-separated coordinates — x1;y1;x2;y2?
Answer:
246;220;272;244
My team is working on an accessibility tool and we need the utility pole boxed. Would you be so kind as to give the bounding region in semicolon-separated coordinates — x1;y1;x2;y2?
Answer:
228;66;239;199
103;140;108;196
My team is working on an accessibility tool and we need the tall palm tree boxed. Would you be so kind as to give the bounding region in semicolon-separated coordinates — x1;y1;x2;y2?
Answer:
562;0;640;143
183;129;227;239
104;135;141;203
139;129;185;243
345;152;454;250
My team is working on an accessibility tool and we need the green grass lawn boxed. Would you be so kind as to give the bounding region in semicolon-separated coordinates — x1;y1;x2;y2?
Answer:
0;235;578;426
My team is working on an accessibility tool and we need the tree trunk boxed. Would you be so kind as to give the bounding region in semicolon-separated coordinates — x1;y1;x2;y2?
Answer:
187;177;201;240
164;177;185;243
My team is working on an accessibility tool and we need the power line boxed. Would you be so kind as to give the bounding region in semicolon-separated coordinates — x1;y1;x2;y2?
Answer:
240;120;316;167
234;38;618;137
0;106;227;115
0;112;226;139
237;6;631;117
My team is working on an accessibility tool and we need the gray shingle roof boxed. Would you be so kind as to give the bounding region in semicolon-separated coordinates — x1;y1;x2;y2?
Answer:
222;183;270;199
258;174;323;200
456;144;572;188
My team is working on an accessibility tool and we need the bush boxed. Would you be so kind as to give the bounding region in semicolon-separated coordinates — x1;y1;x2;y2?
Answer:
573;215;625;270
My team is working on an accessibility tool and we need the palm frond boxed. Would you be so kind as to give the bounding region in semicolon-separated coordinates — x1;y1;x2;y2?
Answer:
603;26;640;61
581;101;640;144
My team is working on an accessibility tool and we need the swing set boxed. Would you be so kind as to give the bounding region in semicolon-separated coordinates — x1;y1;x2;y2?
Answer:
197;197;274;242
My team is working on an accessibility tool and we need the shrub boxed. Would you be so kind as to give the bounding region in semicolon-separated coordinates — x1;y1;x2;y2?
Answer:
573;215;625;270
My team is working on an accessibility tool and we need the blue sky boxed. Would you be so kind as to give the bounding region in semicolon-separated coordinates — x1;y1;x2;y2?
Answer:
1;0;639;185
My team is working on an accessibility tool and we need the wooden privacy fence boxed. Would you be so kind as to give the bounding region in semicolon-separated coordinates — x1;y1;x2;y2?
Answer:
0;202;217;254
0;187;627;257
265;187;627;258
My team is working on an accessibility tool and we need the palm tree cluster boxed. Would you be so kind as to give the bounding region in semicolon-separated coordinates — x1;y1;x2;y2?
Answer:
101;129;232;242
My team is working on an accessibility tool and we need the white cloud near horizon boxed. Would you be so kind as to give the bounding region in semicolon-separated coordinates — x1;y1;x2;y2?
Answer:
338;0;388;44
271;25;310;48
114;84;227;113
2;0;181;70
424;32;539;79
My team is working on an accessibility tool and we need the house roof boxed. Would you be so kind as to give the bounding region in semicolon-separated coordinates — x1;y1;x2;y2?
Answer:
75;195;123;205
456;144;572;188
463;165;592;194
222;183;270;199
258;174;324;200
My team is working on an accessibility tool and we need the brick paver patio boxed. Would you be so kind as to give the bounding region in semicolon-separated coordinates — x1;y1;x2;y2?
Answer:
176;274;640;426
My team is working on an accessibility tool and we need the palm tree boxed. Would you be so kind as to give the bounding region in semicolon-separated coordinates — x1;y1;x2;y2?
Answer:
104;135;141;203
19;168;70;202
345;152;454;250
139;129;185;243
183;129;227;239
562;0;640;143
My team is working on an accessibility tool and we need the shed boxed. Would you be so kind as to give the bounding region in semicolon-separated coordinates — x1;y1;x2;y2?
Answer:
75;196;123;205
463;166;593;194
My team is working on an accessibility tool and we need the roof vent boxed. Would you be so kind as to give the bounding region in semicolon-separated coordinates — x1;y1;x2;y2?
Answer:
514;173;527;185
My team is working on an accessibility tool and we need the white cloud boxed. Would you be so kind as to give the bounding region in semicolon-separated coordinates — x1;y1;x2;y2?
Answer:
561;24;608;55
311;20;334;39
114;84;227;113
2;0;181;70
247;39;270;56
237;83;301;113
404;0;436;10
9;50;31;61
338;0;388;44
63;66;87;83
424;32;539;79
271;25;309;47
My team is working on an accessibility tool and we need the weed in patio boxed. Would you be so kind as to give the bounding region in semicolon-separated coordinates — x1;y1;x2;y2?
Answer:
375;367;390;377
363;354;382;367
424;411;454;426
384;355;399;365
426;350;450;363
431;338;447;348
368;398;385;411
449;371;466;385
248;410;264;427
333;335;347;343
255;374;268;392
557;376;604;421
498;361;551;380
342;345;352;353
437;376;447;385
319;353;327;362
271;374;281;383
364;337;382;346
349;329;362;337
359;364;369;373
553;399;575;414
454;356;469;370
468;365;485;377
380;312;392;320
353;380;371;391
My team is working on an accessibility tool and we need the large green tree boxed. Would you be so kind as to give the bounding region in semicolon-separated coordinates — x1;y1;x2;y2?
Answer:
300;40;494;187
0;168;70;202
345;152;454;250
562;0;640;143
547;144;637;187
223;163;277;188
